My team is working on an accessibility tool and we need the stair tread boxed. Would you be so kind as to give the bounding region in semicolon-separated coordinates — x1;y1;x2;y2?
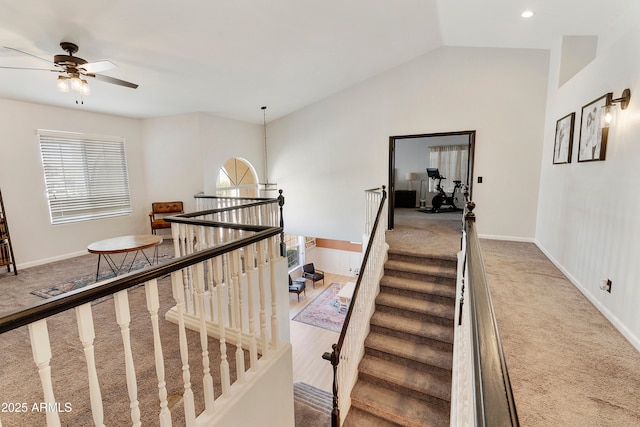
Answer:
385;259;457;279
380;275;456;297
387;248;457;263
344;407;403;427
365;332;452;371
360;355;451;402
351;380;450;427
371;311;453;344
376;293;455;320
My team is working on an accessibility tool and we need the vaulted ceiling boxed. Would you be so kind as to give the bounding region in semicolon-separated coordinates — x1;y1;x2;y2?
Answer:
0;0;637;123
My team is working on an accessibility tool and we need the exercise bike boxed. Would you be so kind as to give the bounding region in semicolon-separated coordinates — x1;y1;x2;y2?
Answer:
426;168;465;212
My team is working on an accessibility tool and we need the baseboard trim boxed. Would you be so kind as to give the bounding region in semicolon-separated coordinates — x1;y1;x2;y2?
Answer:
18;250;88;270
534;239;640;354
478;234;534;243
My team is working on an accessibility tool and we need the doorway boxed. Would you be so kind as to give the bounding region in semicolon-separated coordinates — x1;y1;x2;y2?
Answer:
388;131;475;229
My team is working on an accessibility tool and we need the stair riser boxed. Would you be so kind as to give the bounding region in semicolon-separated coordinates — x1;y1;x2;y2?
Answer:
380;284;455;305
387;252;457;269
357;373;451;408
364;347;452;377
370;324;453;351
375;302;455;326
384;267;457;285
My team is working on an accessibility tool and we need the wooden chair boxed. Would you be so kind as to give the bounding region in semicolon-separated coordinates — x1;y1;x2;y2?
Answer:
302;263;325;288
289;275;306;301
149;201;184;234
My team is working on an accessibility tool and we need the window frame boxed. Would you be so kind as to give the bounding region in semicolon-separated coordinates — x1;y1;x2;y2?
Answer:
38;129;132;225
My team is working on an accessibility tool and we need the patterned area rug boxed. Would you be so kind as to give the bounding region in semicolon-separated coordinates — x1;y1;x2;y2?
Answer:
31;253;172;301
292;283;346;333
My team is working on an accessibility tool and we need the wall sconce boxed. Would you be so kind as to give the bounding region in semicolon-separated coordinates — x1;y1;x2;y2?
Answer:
405;172;418;191
602;88;631;128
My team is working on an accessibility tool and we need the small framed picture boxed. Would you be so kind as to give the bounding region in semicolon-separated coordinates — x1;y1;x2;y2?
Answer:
553;112;575;164
578;93;612;162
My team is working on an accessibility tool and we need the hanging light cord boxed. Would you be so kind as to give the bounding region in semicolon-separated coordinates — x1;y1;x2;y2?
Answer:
262;106;269;183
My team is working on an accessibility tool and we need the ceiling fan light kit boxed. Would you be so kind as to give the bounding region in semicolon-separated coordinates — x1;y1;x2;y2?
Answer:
1;41;137;102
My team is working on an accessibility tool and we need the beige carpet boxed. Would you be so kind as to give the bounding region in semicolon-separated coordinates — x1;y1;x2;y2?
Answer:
481;239;640;427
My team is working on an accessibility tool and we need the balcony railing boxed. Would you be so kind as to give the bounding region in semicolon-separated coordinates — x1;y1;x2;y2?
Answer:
323;186;388;426
0;193;289;426
450;198;519;426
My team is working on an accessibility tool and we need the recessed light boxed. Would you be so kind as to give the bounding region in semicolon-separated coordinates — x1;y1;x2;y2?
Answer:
521;10;535;18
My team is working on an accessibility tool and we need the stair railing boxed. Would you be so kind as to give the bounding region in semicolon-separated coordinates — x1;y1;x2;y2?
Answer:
0;193;287;427
323;186;388;427
451;196;519;426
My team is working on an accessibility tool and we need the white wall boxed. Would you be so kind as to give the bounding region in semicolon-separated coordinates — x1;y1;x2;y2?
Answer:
0;103;264;267
267;46;549;242
198;113;264;195
141;113;204;214
0;99;145;267
306;246;362;277
536;20;640;349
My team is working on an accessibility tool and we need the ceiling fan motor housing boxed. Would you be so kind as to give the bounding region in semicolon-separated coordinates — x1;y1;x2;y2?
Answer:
55;42;87;67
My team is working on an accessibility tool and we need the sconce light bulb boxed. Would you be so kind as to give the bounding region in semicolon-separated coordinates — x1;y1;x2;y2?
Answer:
605;112;614;124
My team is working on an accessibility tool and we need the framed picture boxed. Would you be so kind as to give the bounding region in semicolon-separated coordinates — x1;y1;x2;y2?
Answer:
553;112;575;164
578;93;612;162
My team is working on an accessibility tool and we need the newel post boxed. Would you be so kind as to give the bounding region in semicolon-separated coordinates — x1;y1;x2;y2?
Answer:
465;201;476;222
322;344;340;427
278;189;286;257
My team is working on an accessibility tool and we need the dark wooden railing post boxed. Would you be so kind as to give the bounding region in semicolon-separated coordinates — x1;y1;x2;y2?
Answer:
322;344;340;427
278;189;286;257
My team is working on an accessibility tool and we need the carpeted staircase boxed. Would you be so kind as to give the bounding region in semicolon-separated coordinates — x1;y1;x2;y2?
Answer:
344;248;457;427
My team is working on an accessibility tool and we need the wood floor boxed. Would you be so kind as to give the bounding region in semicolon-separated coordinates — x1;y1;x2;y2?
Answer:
288;272;353;393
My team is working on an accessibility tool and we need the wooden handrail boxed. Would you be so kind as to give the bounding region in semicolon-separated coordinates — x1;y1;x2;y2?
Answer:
464;201;519;426
323;186;387;427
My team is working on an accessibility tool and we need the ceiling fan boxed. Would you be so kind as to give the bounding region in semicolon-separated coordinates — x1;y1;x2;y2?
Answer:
0;42;138;96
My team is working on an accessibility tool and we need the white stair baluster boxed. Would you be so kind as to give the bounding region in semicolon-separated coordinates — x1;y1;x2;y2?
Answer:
28;319;61;427
75;303;105;427
246;243;259;367
268;237;279;348
144;279;172;426
217;272;232;397
193;261;215;413
231;250;245;383
257;241;269;356
113;290;141;427
171;271;196;426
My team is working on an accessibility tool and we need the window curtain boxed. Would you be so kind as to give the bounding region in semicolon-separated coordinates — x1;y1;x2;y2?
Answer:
428;145;468;192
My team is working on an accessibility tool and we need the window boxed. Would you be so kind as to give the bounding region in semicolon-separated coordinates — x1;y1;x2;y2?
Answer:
216;157;258;197
38;130;131;225
284;234;301;270
429;144;468;192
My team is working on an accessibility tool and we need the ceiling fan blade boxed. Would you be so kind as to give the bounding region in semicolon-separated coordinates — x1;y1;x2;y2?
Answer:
79;60;116;74
2;46;58;66
0;66;58;72
87;73;138;89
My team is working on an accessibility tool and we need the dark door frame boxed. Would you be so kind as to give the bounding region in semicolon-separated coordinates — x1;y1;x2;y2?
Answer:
388;130;476;229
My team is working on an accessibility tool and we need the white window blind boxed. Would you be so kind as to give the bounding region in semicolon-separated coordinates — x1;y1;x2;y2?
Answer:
38;130;132;224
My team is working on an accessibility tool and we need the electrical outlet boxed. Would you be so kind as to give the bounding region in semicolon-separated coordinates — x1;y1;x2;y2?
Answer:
600;279;612;293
